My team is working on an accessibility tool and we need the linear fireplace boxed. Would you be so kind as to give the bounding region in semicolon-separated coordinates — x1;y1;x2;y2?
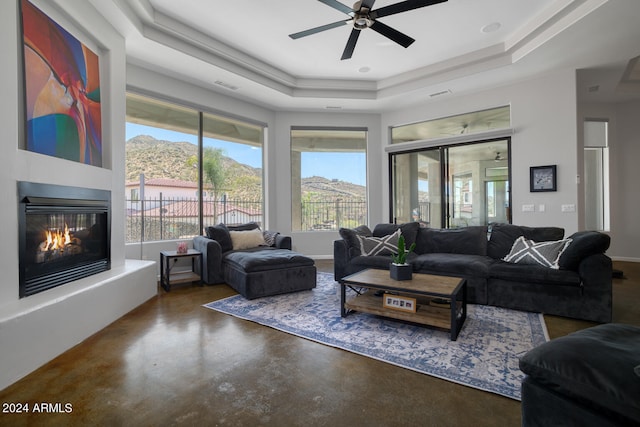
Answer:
18;182;111;298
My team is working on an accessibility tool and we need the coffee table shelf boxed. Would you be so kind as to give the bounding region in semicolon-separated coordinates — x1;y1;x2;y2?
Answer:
344;290;462;330
340;269;467;340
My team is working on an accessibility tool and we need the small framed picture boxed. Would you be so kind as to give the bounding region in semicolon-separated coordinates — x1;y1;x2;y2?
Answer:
383;294;417;313
530;165;557;192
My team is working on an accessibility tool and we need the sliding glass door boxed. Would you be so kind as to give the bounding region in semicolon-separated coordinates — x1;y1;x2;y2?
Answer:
391;148;442;228
391;138;511;228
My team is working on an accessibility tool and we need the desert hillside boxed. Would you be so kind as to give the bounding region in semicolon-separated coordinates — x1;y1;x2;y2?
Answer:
126;135;365;200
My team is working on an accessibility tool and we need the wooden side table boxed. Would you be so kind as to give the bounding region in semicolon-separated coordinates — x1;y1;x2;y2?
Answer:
160;249;202;292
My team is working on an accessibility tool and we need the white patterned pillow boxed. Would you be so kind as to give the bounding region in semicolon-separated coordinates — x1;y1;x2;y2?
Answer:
356;229;400;256
503;236;572;269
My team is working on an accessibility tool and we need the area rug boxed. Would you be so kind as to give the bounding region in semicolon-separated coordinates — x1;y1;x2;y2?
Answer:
203;272;548;400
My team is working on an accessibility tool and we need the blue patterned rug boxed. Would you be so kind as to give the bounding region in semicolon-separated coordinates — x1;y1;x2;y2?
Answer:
204;272;548;400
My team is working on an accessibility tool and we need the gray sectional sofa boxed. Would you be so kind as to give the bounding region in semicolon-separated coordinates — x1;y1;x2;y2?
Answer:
334;222;612;323
194;223;316;299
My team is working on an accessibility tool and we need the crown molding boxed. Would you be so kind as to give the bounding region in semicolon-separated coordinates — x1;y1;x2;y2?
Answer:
118;0;606;102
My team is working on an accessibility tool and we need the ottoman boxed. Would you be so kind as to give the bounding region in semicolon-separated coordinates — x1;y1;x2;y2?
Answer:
519;323;640;427
223;248;316;299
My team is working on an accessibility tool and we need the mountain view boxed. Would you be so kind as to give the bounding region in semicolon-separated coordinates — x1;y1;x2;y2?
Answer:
125;135;366;201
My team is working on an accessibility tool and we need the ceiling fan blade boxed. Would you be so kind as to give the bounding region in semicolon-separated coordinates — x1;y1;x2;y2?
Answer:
370;20;415;48
360;0;376;10
371;0;447;19
289;20;349;39
341;29;361;60
317;0;354;16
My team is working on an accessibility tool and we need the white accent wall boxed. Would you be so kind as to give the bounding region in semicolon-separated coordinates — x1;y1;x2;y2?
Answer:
382;69;580;235
0;0;156;390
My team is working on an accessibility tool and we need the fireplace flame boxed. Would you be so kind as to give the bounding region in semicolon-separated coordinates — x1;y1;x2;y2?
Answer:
43;224;71;251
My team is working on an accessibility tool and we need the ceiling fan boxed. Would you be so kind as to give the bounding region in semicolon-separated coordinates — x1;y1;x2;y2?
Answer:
289;0;448;60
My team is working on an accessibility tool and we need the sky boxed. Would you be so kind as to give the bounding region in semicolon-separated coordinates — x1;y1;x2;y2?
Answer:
126;123;367;186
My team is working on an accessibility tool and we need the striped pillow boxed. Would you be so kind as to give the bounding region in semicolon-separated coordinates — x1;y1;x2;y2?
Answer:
503;236;572;269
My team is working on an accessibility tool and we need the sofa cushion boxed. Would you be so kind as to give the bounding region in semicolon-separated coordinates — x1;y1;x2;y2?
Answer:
357;229;400;256
503;236;572;269
412;253;494;278
205;223;233;252
490;260;581;286
519;323;640;423
558;231;611;271
229;228;266;250
349;255;398;271
372;222;420;248
224;247;314;273
488;223;565;259
415;226;488;256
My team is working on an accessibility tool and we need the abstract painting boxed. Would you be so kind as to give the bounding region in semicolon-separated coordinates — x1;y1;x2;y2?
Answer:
21;0;102;167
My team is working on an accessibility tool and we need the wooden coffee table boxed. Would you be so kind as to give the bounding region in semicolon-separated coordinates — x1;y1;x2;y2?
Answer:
340;269;467;341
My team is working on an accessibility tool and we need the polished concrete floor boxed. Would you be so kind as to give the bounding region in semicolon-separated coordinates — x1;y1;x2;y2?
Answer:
1;260;638;426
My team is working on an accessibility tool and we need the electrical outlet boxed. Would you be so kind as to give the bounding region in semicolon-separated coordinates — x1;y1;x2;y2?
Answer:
522;204;535;212
561;204;576;212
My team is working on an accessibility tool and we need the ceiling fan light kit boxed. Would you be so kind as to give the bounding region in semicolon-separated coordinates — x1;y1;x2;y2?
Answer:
289;0;448;60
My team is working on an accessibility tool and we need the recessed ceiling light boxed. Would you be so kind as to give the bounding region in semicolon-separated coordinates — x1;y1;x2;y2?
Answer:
481;22;501;33
359;66;371;73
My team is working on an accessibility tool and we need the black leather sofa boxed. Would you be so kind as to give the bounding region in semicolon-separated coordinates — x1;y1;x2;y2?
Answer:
194;223;316;299
334;222;612;323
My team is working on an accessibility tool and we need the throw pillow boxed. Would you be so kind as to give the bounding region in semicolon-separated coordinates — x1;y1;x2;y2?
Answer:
503;236;572;269
205;223;233;252
372;222;420;248
262;230;280;246
229;228;266;250
339;225;373;256
356;229;401;256
558;231;611;270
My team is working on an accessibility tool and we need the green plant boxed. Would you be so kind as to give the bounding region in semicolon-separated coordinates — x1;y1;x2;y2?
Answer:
391;234;416;265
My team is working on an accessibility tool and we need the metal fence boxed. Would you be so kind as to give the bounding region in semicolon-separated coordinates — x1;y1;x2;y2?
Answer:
126;196;367;242
126;196;262;243
299;199;367;231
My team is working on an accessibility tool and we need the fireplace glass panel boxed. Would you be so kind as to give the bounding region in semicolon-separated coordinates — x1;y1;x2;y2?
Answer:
24;210;108;282
18;182;111;298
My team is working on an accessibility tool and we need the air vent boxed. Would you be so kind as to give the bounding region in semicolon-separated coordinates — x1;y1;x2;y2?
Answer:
429;89;451;98
588;85;600;93
325;106;343;110
214;80;239;91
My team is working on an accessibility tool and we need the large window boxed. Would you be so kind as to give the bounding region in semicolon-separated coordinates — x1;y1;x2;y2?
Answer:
125;93;264;242
391;139;511;228
291;128;367;231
